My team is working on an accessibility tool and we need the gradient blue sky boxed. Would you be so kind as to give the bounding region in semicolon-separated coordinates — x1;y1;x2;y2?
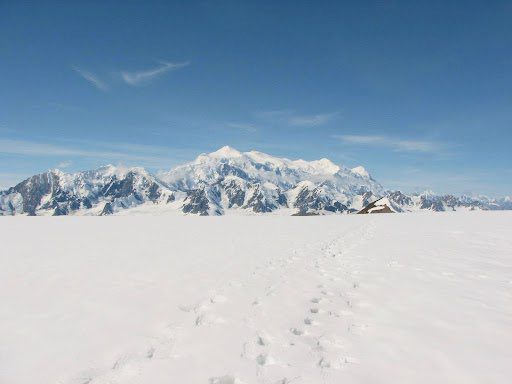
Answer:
1;1;511;196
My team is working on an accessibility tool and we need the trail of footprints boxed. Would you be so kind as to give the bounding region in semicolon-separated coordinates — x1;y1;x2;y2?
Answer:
70;322;179;384
239;224;373;382
69;223;374;384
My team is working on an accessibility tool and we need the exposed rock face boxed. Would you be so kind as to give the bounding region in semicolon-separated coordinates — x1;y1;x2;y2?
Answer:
417;193;485;212
0;167;173;216
386;190;413;212
222;179;246;208
100;202;114;216
7;172;59;215
182;187;215;216
180;180;287;215
293;185;348;215
244;186;278;213
358;198;395;214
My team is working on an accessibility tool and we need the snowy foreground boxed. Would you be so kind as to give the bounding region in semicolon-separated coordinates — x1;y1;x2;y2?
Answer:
1;212;511;384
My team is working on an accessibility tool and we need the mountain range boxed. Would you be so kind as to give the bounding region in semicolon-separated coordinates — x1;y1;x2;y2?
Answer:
1;146;510;216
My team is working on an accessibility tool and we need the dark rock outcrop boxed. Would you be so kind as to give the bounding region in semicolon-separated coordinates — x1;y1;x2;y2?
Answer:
182;188;213;215
358;198;394;214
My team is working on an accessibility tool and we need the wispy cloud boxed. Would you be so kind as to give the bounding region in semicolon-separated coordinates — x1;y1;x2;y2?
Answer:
333;134;443;153
254;109;339;127
72;66;109;91
57;160;72;169
289;112;339;127
226;122;258;133
121;61;190;86
0;138;183;167
253;110;291;119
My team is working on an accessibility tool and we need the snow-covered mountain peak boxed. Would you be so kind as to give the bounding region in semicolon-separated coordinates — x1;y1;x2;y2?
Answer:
244;150;287;166
48;168;66;177
418;189;437;197
90;164;155;179
316;158;339;171
208;145;243;158
161;147;380;192
351;166;370;178
195;147;340;175
291;158;340;175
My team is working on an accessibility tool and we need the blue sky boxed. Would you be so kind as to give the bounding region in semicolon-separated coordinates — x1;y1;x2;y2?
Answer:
1;1;511;196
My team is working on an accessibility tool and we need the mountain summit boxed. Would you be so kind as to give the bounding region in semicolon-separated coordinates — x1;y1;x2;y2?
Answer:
0;146;509;216
208;145;243;158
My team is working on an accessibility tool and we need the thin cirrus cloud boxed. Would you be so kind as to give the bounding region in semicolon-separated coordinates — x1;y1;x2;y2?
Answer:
254;110;339;127
0;138;182;167
226;122;258;133
288;112;339;127
72;66;109;91
333;134;443;153
56;160;73;169
120;61;190;86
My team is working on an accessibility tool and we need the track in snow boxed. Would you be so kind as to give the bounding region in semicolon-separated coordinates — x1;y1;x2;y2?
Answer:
1;213;511;384
66;222;375;384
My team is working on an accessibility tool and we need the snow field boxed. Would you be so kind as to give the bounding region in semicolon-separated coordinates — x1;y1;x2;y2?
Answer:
0;212;511;383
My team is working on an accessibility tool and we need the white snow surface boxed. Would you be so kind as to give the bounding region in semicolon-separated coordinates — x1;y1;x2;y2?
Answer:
1;212;511;383
350;166;369;178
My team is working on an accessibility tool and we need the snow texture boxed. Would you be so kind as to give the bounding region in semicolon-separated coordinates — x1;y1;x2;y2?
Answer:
1;211;511;383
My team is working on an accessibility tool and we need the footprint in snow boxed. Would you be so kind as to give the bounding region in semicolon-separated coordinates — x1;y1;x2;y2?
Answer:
256;353;269;366
317;357;331;369
256;332;273;346
74;376;94;384
178;304;198;313
304;317;318;326
146;347;155;359
195;313;225;326
209;375;242;384
327;310;340;318
290;328;304;336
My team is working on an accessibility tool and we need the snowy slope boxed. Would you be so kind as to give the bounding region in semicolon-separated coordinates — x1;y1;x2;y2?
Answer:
160;146;378;192
158;146;383;215
1;212;511;383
